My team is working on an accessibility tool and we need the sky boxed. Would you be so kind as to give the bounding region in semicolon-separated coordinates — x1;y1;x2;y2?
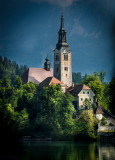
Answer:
0;0;115;81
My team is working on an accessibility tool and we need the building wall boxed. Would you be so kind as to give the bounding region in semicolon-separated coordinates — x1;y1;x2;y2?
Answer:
54;50;61;81
54;49;72;87
78;89;94;109
96;114;103;120
61;86;66;93
98;126;115;132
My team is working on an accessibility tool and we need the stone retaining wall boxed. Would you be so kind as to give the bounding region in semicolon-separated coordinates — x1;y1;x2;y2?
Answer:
98;126;115;132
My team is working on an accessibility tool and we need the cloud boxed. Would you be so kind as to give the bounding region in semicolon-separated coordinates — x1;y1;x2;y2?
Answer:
30;0;79;7
95;0;115;13
69;18;101;39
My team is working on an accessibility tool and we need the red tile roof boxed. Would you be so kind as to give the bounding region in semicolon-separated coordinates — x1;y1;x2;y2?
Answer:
38;76;66;89
82;84;90;90
96;105;104;114
66;84;91;96
21;68;53;84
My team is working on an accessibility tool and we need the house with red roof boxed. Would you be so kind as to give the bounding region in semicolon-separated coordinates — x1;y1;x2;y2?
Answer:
67;84;95;110
38;76;67;93
95;103;104;120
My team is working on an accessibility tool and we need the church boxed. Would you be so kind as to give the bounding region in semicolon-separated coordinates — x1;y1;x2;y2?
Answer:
21;13;95;110
22;13;72;87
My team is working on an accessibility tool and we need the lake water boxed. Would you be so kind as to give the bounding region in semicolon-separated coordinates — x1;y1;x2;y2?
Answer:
0;141;115;160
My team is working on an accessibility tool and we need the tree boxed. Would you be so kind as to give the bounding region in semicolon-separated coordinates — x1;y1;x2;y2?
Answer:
58;93;76;138
82;73;88;81
100;82;110;112
35;84;76;139
75;110;98;139
0;56;28;81
35;84;63;136
101;117;107;125
82;74;104;101
83;98;92;109
109;78;115;115
13;76;23;89
99;71;106;82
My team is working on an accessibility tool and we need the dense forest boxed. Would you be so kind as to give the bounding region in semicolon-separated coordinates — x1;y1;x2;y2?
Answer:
0;56;115;142
0;56;28;82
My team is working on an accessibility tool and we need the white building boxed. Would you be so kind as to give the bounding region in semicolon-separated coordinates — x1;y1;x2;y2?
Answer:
67;84;95;110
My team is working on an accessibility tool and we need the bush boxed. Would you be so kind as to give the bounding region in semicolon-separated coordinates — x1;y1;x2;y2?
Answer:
101;117;107;125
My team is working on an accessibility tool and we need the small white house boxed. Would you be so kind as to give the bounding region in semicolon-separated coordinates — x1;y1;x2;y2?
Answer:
96;105;104;120
67;84;95;110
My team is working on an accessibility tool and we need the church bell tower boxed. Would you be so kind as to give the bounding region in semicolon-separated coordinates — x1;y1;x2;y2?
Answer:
44;56;50;71
53;13;72;87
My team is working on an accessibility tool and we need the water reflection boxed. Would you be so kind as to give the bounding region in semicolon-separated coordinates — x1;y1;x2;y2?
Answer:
20;141;115;160
0;141;115;160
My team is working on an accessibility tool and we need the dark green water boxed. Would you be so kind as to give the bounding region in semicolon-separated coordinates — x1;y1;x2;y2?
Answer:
0;141;115;160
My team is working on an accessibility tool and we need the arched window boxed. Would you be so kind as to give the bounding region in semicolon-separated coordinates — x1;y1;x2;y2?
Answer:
64;55;68;61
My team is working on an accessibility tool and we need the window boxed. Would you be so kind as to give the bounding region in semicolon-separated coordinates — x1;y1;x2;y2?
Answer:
83;91;85;94
66;74;67;77
90;98;92;101
81;98;83;101
64;67;68;71
64;55;68;61
87;92;89;94
81;105;83;108
56;67;58;72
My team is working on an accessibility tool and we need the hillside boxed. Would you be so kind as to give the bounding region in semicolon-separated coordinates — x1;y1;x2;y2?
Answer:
0;56;28;81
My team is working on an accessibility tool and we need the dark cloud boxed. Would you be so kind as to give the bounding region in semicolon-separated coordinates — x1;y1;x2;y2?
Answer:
29;0;79;7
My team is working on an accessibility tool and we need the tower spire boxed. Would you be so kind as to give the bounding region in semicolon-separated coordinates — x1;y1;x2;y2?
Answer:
56;12;69;49
60;10;64;29
53;14;72;87
44;55;50;71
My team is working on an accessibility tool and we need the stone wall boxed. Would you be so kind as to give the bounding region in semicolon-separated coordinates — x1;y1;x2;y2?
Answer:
60;52;72;87
98;126;115;132
53;49;72;87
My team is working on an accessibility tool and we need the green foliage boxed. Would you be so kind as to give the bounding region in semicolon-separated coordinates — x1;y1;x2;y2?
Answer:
75;110;98;139
35;85;76;139
17;108;29;132
93;71;106;82
82;71;115;115
83;98;92;109
0;61;109;141
0;74;103;141
81;71;114;114
99;71;106;82
109;78;115;115
82;72;104;101
0;56;28;82
101;117;107;125
0;77;30;141
100;82;110;112
0;77;77;140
